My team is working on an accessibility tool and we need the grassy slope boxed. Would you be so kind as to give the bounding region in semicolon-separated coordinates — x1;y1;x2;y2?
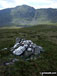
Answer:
0;25;57;76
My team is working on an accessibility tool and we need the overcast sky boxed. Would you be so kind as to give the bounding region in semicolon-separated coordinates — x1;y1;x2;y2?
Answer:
0;0;57;10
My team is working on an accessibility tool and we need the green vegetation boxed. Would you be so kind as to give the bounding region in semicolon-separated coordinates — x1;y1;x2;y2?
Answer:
0;25;57;76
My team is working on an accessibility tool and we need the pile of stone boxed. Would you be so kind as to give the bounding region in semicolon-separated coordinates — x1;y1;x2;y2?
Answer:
11;38;44;59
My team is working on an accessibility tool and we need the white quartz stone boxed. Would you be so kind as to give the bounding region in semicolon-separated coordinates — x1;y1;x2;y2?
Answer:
13;46;26;55
13;43;19;48
27;48;32;52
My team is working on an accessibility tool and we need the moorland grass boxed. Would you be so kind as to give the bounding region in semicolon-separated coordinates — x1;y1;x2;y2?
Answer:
0;25;57;76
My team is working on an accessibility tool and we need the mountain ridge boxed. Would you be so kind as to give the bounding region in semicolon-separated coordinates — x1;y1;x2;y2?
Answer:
0;5;57;27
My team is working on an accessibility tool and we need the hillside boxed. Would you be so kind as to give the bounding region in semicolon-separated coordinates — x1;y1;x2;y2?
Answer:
0;5;57;27
0;25;57;76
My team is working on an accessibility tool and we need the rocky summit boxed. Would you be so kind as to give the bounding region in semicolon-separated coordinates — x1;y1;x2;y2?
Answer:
11;38;44;59
1;38;44;65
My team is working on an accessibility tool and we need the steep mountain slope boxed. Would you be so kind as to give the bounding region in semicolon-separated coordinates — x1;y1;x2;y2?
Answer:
31;8;57;24
0;5;57;27
0;8;12;26
11;5;36;25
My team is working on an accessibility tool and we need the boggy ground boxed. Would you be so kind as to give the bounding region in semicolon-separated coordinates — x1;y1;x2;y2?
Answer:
0;25;57;76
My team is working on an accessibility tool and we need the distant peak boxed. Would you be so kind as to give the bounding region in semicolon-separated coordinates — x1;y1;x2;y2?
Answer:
21;4;31;8
48;8;53;9
16;4;35;9
22;4;29;7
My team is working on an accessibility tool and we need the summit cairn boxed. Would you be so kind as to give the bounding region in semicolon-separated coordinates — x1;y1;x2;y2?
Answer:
11;38;44;59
